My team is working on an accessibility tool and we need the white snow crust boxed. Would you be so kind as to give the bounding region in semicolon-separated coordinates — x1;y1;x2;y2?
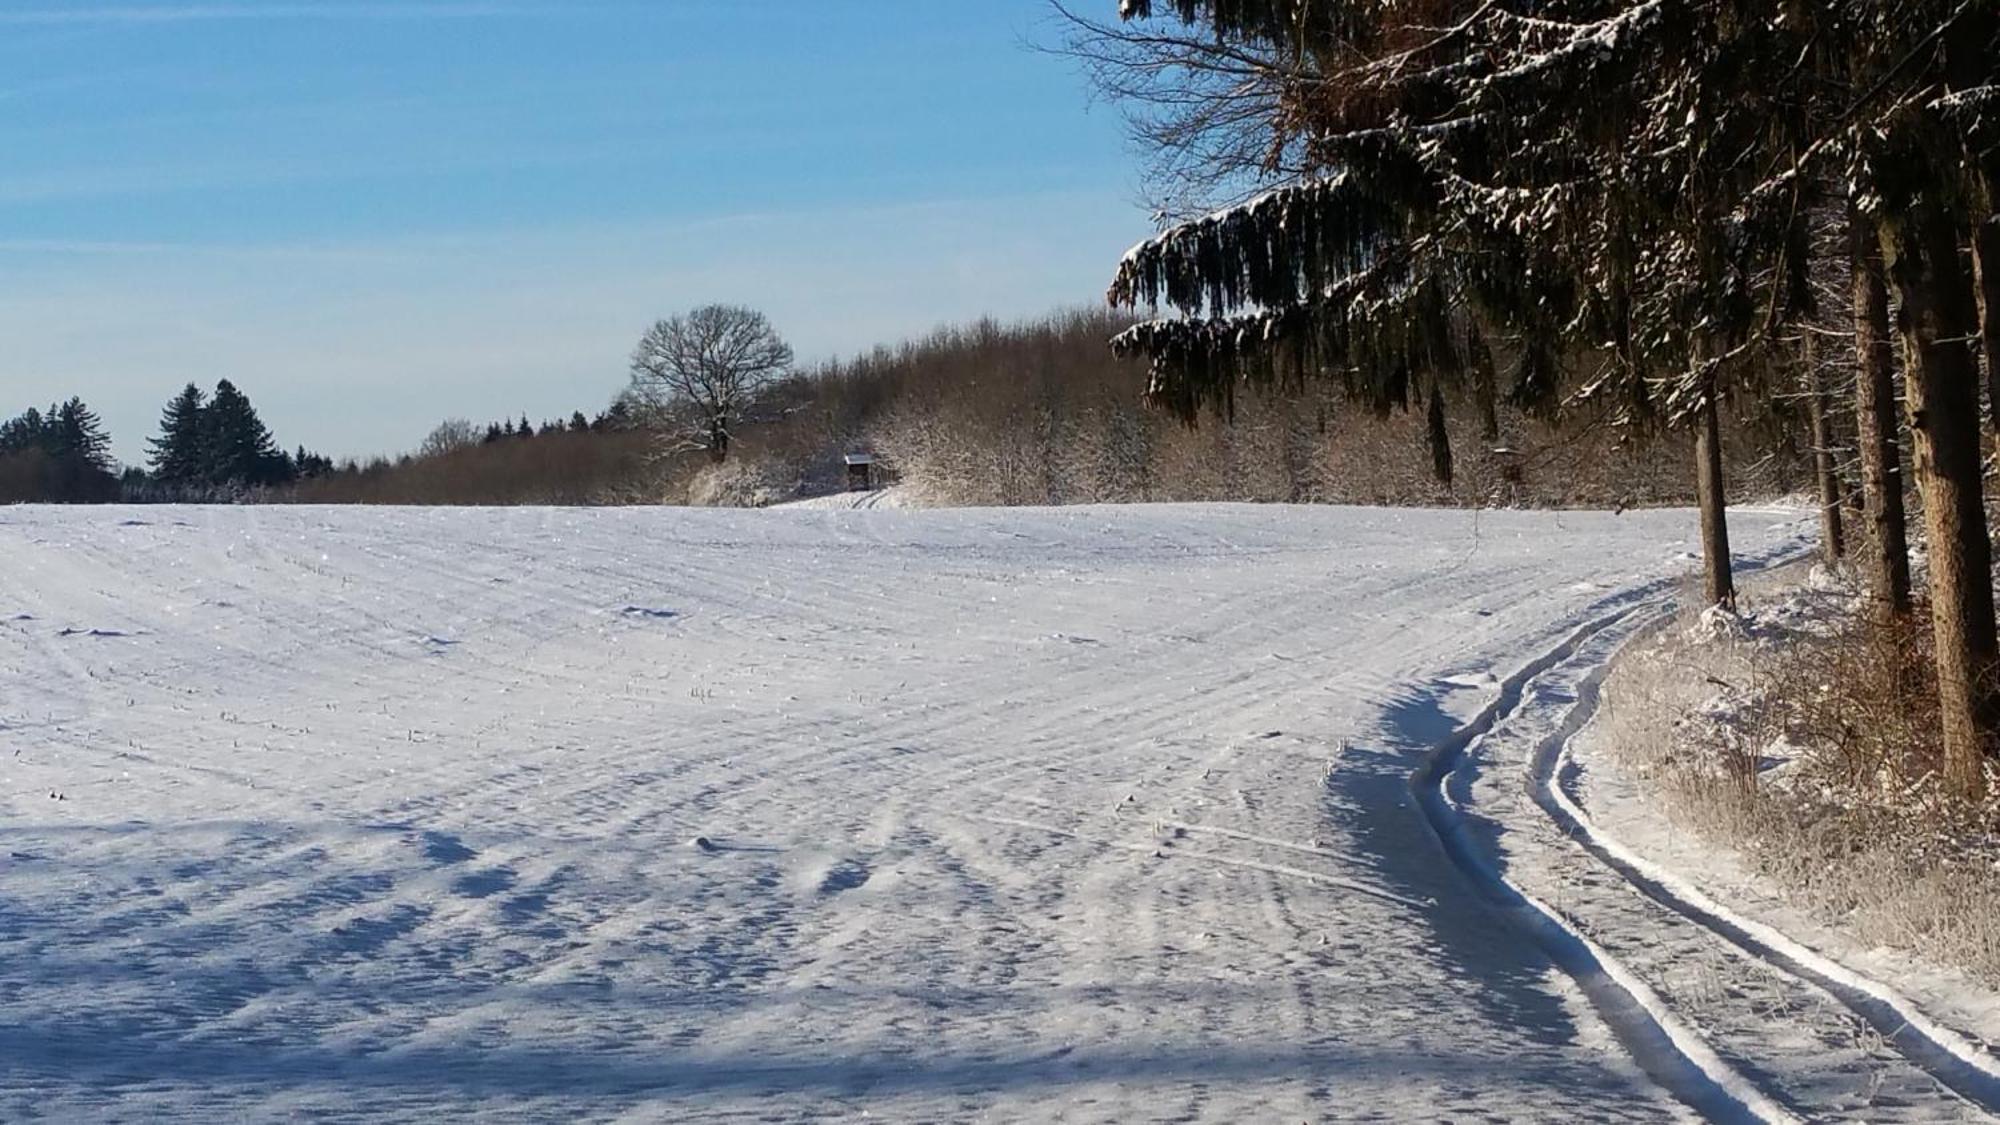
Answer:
0;502;1811;1121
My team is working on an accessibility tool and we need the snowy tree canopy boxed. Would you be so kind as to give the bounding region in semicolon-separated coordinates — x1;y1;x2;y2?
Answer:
1091;0;1999;458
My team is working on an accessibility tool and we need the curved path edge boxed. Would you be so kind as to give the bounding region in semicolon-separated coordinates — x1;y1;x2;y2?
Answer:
1409;605;1796;1124
1544;613;2000;1116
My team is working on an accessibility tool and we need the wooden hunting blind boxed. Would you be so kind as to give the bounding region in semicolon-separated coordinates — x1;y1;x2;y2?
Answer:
844;452;875;492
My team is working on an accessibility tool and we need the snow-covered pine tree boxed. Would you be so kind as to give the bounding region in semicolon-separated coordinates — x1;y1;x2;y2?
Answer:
1091;0;1817;605
1086;0;2000;788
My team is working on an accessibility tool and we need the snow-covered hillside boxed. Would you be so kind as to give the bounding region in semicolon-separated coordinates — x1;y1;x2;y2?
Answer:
3;502;1940;1122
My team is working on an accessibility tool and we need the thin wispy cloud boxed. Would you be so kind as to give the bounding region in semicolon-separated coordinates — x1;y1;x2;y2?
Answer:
2;3;1138;466
0;3;578;25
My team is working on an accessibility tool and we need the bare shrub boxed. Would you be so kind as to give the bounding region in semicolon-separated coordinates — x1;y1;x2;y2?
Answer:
1593;575;2000;982
818;307;1805;509
284;429;669;506
1742;602;2000;848
0;449;119;503
682;456;797;509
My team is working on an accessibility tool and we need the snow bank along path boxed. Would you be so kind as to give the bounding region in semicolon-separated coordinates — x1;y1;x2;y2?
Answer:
1438;602;2000;1122
1540;620;2000;1121
0;502;1812;1121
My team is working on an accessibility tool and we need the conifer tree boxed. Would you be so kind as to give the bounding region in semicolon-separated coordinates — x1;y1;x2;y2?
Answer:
0;399;117;501
148;383;208;485
1082;0;2000;789
203;380;290;486
0;407;47;455
50;398;112;471
1848;212;1912;621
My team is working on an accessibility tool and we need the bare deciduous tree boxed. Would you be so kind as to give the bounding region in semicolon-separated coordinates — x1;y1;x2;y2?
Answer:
628;305;793;462
1045;2;1309;220
419;418;480;459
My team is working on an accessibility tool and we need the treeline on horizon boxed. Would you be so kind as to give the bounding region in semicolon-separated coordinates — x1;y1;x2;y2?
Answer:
0;377;651;505
1;307;1812;509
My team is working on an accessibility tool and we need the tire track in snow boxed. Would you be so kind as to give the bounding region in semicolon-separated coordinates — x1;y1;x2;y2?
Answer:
1482;617;1964;1119
1412;606;1797;1124
1;504;1814;1121
1540;620;2000;1118
967;812;1432;910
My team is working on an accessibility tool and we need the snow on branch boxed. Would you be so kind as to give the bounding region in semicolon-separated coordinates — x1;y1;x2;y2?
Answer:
1108;171;1411;318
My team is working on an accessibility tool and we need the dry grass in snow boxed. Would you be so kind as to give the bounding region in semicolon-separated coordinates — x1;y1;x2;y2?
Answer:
1589;564;2000;985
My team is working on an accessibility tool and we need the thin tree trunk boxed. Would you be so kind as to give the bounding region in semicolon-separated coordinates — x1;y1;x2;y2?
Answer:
1975;215;2000;432
1472;333;1500;443
1881;206;2000;798
1694;384;1735;609
1851;210;1912;619
1948;7;2000;430
1427;386;1454;487
1803;335;1846;563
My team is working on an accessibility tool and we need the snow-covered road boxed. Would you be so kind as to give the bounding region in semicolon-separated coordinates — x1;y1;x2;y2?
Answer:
0;503;1818;1121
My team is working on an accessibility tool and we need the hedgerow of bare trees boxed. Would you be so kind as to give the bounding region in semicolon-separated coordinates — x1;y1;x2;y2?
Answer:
828;309;1800;508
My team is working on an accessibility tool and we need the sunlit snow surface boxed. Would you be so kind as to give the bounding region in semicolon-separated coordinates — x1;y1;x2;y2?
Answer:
0;503;1802;1121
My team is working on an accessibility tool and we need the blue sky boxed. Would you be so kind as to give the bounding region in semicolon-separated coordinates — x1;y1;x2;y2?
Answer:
0;2;1151;464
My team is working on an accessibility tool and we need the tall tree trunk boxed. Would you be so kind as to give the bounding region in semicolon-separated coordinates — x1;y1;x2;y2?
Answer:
1803;336;1846;563
1694;384;1735;609
1471;332;1501;443
1881;206;2000;798
1427;387;1454;487
1947;4;2000;430
709;416;729;462
1851;210;1913;619
1975;215;2000;431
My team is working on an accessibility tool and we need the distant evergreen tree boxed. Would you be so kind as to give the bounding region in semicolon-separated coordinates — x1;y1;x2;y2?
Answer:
483;422;505;444
594;397;635;432
50;398;112;471
294;446;335;478
518;415;535;438
0;398;118;502
0;407;47;455
570;411;589;432
203;380;290;486
147;384;209;484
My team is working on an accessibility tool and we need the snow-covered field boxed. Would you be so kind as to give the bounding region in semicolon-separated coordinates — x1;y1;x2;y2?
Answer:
0;501;1891;1122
